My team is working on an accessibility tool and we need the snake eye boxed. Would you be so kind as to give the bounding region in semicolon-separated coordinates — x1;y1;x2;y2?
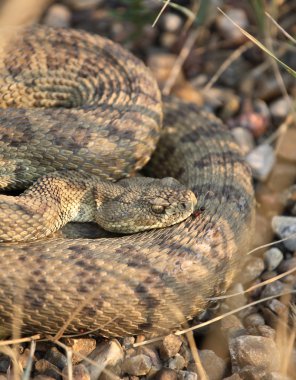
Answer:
151;204;166;214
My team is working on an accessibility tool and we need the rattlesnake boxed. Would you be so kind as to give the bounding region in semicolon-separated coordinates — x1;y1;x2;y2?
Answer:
0;26;255;337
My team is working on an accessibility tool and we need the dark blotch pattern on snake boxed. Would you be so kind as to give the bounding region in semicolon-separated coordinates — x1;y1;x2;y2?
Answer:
0;26;255;337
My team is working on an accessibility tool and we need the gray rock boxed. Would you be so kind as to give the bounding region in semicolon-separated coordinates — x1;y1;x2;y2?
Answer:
220;315;245;339
261;280;284;298
239;257;265;284
177;371;198;380
229;335;280;372
270;97;291;121
122;354;152;376
237;365;268;379
231;127;255;155
243;313;265;328
168;354;186;371
266;298;287;316
43;4;71;28
138;346;162;377
199;350;227;380
0;355;10;373
246;144;275;181
272;216;296;251
82;340;123;379
62;364;90;380
264;248;284;271
278;257;296;273
44;347;67;370
154;368;178;380
160;335;182;360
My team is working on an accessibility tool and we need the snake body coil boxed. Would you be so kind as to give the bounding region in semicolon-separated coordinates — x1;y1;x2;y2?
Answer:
0;27;254;337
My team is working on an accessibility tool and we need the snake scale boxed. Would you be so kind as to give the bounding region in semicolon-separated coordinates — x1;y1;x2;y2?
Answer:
0;26;255;337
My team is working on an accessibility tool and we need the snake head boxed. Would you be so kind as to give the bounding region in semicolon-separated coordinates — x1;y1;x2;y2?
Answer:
94;177;197;234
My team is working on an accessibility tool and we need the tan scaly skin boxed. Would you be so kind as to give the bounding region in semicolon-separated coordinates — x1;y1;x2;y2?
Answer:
0;26;255;338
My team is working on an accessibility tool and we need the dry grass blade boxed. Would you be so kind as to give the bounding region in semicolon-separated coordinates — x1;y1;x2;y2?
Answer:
204;41;252;90
265;11;296;44
152;0;171;28
247;232;296;256
0;335;41;347
217;7;296;78
175;290;296;336
186;331;208;380
133;290;296;347
163;28;200;95
22;341;36;380
208;266;296;301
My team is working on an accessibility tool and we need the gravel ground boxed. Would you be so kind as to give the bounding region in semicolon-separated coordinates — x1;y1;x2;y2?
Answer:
0;0;295;379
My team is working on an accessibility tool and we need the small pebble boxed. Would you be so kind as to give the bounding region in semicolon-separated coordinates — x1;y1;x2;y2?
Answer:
229;335;280;372
122;354;152;376
222;374;242;380
147;53;185;88
0;355;10;373
168;354;186;371
216;8;248;42
224;283;247;310
44;347;67;371
177;370;197;380
246;144;276;181
161;13;182;33
43;4;71;28
231;127;255;155
261;280;285;298
272;216;296;251
220;315;245;340
249;324;276;340
277;127;296;163
198;350;226;380
122;337;135;349
138;346;162;375
270;97;291;121
264;247;284;271
244;313;265;328
239;257;265;284
35;359;59;374
62;364;90;380
266;298;287;316
154;368;178;380
278;257;296;273
159;335;182;360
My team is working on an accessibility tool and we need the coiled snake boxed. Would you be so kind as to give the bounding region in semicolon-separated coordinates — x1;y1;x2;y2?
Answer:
0;26;254;337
